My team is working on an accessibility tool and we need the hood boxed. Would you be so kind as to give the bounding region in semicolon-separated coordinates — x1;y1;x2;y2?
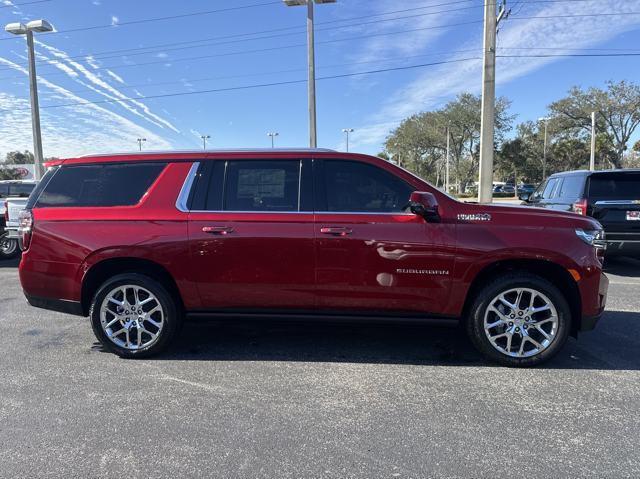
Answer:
453;201;602;230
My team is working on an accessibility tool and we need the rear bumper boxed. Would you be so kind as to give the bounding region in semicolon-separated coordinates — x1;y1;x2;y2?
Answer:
24;293;84;316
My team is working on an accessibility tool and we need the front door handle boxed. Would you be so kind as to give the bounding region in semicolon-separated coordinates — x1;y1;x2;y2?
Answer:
320;226;352;236
202;226;234;235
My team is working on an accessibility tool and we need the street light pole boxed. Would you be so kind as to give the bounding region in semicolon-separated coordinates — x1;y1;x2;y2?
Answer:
283;0;336;148
267;132;279;148
5;20;54;180
589;111;596;171
25;30;44;180
342;128;354;152
137;138;146;151
201;134;211;150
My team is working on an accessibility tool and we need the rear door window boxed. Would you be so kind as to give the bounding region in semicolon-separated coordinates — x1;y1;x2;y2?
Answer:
588;173;640;199
223;160;301;212
557;176;584;200
0;184;8;199
36;162;166;207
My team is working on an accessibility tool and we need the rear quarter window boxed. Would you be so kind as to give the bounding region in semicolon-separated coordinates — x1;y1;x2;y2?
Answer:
588;173;640;199
557;176;585;200
36;162;166;208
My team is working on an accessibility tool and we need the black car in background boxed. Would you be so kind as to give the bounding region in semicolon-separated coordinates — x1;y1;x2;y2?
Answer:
524;169;640;258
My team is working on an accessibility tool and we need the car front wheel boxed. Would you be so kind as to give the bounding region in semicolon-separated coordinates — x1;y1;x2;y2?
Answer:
89;273;180;358
466;273;571;367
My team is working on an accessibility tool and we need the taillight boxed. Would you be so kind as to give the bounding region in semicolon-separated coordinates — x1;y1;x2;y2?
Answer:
18;209;33;251
572;198;588;215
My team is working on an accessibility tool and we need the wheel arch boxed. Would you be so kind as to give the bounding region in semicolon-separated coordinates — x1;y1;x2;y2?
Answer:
462;258;582;337
81;257;185;316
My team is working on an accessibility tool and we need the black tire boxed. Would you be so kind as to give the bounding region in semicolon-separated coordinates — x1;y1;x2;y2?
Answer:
0;236;19;260
466;272;571;367
89;273;181;358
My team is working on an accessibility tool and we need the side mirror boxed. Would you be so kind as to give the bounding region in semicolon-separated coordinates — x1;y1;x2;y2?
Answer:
408;191;440;223
519;192;531;202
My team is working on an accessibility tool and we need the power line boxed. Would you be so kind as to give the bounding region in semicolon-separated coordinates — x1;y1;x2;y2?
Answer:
0;2;485;71
8;57;481;111
497;52;640;58
0;1;282;41
0;20;485;80
509;12;640;19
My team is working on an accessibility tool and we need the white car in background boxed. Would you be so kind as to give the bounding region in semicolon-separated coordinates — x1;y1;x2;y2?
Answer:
1;180;37;260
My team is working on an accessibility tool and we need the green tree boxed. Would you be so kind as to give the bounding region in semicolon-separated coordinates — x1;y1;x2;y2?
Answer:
5;150;35;165
384;93;513;193
549;80;640;168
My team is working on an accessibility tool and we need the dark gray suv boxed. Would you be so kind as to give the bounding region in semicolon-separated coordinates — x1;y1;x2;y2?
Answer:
524;169;640;258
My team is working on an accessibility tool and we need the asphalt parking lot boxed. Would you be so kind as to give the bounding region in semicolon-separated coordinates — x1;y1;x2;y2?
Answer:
0;257;639;478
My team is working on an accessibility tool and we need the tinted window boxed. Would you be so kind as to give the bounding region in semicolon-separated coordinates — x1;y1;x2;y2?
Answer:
223;160;300;212
588;173;640;199
36;163;166;207
558;176;584;199
8;183;35;198
542;178;559;199
321;160;414;212
0;184;8;199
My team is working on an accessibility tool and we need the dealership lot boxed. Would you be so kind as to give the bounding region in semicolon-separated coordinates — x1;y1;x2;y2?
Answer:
0;258;639;478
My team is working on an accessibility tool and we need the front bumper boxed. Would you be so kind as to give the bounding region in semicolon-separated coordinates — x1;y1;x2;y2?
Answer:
4;226;19;240
579;271;608;332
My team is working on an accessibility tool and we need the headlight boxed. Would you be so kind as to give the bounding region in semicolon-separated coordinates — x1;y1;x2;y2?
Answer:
575;229;606;250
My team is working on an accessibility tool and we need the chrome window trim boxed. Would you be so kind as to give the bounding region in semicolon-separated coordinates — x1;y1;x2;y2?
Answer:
175;162;200;213
176;160;414;216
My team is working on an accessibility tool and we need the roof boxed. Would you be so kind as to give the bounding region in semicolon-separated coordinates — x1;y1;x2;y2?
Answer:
50;148;379;167
76;148;337;158
549;168;640;177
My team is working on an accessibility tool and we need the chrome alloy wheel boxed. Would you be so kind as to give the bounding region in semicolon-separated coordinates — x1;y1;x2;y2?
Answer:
99;285;165;350
483;287;559;358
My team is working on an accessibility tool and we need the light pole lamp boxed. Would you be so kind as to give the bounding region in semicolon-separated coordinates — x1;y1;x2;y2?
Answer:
267;132;279;148
201;134;211;150
137;138;147;151
282;0;336;148
341;128;354;152
5;19;54;180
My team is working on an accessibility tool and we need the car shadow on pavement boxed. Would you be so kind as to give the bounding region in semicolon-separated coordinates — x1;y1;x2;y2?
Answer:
0;257;20;269
143;309;640;370
605;256;640;277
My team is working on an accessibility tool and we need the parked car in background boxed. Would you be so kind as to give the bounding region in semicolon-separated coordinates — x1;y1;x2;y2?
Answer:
524;169;640;258
18;150;608;366
1;180;37;259
517;184;537;200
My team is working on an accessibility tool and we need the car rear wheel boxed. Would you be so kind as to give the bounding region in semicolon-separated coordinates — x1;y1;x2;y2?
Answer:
89;273;180;358
0;235;19;260
466;273;571;367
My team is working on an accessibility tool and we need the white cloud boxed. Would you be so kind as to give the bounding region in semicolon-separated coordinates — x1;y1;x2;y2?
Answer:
0;58;173;158
106;69;125;84
85;55;101;69
155;52;168;59
352;0;640;151
35;40;179;133
110;15;119;26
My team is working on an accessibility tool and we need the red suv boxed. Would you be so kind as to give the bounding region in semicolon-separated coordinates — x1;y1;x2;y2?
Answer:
18;150;608;366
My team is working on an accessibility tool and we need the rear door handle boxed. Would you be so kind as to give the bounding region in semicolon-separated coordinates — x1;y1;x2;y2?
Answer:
320;226;352;236
202;226;234;235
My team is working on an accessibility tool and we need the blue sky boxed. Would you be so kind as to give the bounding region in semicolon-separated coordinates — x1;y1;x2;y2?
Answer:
1;0;639;158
